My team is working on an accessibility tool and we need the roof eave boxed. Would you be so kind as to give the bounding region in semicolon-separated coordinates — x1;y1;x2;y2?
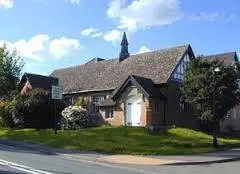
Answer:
112;75;150;100
63;88;115;95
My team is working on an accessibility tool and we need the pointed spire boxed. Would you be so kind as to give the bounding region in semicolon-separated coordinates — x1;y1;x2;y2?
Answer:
119;32;130;62
121;32;128;46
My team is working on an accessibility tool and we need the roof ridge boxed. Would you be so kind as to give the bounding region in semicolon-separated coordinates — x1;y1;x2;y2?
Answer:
204;51;236;57
107;44;189;62
51;58;118;73
25;73;57;79
155;44;189;52
50;44;189;74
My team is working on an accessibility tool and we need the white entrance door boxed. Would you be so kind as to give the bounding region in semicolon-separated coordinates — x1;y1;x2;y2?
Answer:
126;97;141;126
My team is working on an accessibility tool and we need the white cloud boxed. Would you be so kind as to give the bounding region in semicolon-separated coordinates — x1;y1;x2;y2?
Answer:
117;16;137;31
103;29;121;42
65;0;80;5
188;12;219;22
0;0;14;8
0;34;49;61
81;28;103;38
107;0;123;19
49;37;80;59
91;32;103;38
1;35;81;61
107;0;183;32
136;46;151;54
81;28;98;36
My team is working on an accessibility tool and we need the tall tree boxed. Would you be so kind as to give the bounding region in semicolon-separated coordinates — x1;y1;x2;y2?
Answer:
0;44;24;98
181;57;239;147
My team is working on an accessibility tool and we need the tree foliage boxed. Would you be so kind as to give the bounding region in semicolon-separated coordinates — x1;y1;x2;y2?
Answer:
0;89;65;128
181;57;240;125
12;89;65;128
0;100;15;128
0;44;24;98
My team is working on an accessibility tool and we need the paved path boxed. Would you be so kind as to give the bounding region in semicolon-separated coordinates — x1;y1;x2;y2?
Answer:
0;138;240;174
147;148;240;165
0;139;164;174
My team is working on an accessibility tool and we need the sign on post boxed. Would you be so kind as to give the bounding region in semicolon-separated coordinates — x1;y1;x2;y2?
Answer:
51;85;63;135
51;85;63;100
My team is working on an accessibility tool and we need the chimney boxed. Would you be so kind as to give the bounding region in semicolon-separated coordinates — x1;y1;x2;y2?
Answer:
119;32;130;62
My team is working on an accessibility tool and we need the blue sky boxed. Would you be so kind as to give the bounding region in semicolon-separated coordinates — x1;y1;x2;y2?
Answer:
0;0;239;75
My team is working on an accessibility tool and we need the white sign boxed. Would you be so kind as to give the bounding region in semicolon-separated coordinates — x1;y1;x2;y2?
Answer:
51;86;63;100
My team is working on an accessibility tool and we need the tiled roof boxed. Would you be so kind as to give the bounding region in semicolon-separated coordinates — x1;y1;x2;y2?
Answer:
21;73;58;91
132;75;166;98
112;75;166;99
202;52;238;66
51;45;190;94
97;75;166;107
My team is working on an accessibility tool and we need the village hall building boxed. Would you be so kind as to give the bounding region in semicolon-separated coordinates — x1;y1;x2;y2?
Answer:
19;33;240;131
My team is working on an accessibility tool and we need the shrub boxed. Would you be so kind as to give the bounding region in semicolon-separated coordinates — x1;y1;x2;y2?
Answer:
12;89;65;129
0;100;15;128
61;105;94;130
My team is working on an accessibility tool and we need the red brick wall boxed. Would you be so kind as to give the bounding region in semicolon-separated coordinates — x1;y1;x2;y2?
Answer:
99;94;149;126
141;96;150;126
20;81;32;95
102;103;125;125
62;83;199;128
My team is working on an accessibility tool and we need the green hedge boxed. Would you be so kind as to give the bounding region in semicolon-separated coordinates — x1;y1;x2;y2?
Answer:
0;89;65;129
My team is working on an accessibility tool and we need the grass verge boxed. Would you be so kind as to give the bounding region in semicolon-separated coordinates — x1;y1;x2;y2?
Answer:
0;127;239;155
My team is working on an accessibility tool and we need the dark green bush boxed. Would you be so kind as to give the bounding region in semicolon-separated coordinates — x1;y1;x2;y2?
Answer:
12;89;65;129
0;100;15;128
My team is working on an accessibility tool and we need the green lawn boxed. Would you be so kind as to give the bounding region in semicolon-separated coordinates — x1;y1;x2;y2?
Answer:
0;127;239;155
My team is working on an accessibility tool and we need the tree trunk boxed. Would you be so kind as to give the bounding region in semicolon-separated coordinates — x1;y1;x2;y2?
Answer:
212;122;219;148
212;131;218;148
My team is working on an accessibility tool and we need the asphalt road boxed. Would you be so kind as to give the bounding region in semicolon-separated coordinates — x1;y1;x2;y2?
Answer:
0;164;26;174
0;140;239;174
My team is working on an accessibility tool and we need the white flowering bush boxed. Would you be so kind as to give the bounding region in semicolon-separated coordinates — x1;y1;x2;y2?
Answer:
61;105;93;130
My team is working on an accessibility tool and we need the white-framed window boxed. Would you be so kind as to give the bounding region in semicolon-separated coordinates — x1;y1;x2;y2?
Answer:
232;108;240;119
105;107;114;119
64;97;73;106
93;96;106;104
92;95;106;113
172;54;190;81
227;111;231;118
226;108;240;119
